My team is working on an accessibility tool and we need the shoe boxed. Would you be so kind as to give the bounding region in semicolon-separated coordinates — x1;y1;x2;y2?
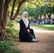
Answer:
32;39;39;42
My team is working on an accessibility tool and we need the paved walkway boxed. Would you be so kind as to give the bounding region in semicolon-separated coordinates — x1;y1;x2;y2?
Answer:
16;24;54;53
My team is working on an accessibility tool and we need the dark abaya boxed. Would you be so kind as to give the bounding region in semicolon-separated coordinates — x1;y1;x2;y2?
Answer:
19;19;36;42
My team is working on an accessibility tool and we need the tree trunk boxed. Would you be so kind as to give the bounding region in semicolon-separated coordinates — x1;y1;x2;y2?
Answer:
10;0;16;20
0;0;11;40
0;0;3;31
13;0;25;20
48;14;51;20
3;0;11;29
0;0;4;40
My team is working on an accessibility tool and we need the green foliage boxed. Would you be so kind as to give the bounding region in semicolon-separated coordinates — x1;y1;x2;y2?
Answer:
16;20;19;23
20;7;36;17
7;18;17;27
0;37;21;53
0;40;13;52
20;5;54;17
16;19;20;23
6;18;19;38
5;36;13;40
6;28;19;38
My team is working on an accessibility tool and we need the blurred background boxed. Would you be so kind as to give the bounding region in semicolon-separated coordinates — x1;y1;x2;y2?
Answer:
8;0;54;25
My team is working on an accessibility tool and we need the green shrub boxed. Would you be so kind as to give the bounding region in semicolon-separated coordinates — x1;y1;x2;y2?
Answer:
0;37;21;53
6;28;19;38
7;18;10;25
0;37;13;52
16;20;20;23
7;18;17;27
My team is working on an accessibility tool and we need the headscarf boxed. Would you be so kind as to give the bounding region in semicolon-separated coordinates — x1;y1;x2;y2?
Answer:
21;11;29;28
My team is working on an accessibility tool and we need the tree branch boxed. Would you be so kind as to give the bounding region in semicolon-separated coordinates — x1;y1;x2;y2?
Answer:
13;0;26;20
10;0;16;20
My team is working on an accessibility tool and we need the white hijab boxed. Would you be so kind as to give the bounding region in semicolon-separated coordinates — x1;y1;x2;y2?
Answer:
21;11;29;28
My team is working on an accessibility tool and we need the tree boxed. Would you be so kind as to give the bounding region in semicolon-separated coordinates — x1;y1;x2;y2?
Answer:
0;0;11;40
10;0;26;20
0;0;4;40
20;2;54;19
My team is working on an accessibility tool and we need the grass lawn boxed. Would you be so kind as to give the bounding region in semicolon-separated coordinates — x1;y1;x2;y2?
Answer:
30;24;54;30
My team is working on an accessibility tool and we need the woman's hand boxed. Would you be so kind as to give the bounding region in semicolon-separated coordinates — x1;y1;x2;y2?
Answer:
27;29;30;33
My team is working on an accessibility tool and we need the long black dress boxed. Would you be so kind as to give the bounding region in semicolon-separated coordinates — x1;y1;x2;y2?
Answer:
19;19;36;42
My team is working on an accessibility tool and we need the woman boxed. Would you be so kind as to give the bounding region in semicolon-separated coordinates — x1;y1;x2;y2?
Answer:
19;11;39;42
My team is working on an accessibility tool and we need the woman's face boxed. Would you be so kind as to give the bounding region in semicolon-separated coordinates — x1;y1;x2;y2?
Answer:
24;13;28;18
